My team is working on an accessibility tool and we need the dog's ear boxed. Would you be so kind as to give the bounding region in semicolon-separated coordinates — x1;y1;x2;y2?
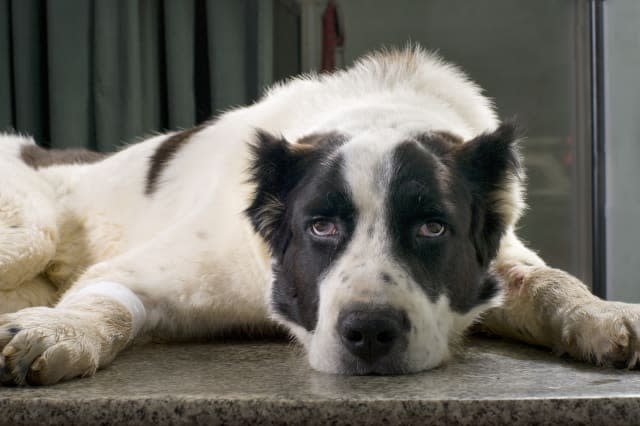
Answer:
245;131;316;252
455;122;524;266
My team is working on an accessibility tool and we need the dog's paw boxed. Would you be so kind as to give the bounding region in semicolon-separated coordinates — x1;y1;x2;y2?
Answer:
559;301;640;369
0;307;101;385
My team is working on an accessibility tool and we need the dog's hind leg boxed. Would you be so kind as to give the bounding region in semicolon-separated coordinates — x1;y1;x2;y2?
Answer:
0;209;57;292
0;275;59;314
479;230;640;369
0;135;59;298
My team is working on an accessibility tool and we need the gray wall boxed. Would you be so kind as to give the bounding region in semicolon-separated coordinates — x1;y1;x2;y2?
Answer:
605;0;640;302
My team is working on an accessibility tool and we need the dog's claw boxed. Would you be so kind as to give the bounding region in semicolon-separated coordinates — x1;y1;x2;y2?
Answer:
30;358;44;372
2;345;16;357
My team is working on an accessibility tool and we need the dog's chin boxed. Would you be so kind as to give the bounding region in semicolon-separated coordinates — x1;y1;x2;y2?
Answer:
307;345;447;376
339;354;411;376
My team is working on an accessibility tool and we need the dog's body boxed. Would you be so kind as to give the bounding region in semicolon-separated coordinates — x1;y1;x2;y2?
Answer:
1;48;639;385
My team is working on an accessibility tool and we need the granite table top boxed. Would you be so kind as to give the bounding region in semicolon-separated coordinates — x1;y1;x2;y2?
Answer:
1;336;639;425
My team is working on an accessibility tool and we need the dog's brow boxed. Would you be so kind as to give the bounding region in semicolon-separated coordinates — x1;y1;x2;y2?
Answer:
396;180;453;216
400;180;438;200
306;191;352;214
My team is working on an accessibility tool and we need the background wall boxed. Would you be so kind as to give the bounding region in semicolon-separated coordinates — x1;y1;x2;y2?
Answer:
605;0;640;302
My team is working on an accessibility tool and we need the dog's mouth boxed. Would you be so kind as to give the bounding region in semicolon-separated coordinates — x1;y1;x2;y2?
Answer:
336;350;411;375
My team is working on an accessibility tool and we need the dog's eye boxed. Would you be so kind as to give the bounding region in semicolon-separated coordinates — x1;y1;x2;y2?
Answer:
417;222;446;238
310;220;338;237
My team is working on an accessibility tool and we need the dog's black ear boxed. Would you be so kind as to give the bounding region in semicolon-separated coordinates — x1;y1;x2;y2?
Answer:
455;122;524;266
245;131;316;251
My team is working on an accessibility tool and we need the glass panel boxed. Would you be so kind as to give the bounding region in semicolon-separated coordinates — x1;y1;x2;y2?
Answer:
604;0;640;302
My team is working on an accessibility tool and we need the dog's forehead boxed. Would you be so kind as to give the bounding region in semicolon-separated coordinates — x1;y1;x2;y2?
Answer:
339;134;394;209
337;130;455;210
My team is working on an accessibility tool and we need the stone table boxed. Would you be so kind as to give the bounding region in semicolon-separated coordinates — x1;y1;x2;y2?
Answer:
1;336;639;425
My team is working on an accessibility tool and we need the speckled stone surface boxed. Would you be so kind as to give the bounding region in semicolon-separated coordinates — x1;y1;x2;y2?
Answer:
1;336;639;425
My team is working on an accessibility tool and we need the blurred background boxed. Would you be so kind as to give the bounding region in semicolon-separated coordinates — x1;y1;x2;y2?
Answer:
0;0;638;302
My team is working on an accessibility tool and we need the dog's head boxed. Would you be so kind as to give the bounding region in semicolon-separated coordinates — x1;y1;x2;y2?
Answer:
246;124;522;374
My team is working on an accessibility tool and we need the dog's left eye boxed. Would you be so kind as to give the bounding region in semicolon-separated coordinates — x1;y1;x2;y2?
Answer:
417;222;446;238
310;220;339;237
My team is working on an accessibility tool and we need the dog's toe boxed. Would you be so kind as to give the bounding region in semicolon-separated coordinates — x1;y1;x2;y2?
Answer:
622;318;640;369
0;325;55;385
26;341;98;385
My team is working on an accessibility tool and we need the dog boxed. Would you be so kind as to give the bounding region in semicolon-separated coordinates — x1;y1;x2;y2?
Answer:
1;47;638;385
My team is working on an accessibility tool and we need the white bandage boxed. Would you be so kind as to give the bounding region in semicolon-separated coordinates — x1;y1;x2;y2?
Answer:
58;281;147;338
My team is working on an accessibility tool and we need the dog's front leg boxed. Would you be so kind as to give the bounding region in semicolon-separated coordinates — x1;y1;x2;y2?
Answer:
479;231;640;368
0;281;144;385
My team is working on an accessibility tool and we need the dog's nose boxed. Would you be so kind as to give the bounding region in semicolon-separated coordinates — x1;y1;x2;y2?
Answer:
338;306;407;363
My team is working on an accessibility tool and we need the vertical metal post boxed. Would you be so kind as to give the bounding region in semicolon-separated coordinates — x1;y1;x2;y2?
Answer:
589;0;607;298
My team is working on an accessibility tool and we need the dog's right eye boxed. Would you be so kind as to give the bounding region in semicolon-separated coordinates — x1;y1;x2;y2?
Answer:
310;219;339;238
417;221;446;238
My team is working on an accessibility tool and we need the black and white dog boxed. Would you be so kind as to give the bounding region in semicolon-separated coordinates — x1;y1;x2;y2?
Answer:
1;48;638;385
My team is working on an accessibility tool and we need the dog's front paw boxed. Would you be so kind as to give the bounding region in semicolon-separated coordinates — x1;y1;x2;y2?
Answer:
0;307;101;385
560;301;640;369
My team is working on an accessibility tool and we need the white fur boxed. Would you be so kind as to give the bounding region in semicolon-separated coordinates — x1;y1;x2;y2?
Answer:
0;48;516;375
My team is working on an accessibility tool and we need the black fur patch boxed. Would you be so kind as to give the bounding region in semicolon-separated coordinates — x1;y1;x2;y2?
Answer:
21;144;105;169
145;125;205;195
387;124;519;313
245;131;346;247
477;274;501;304
454;122;522;266
245;131;349;331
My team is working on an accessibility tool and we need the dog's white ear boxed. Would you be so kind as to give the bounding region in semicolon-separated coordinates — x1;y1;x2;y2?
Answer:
455;122;524;266
245;131;317;252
